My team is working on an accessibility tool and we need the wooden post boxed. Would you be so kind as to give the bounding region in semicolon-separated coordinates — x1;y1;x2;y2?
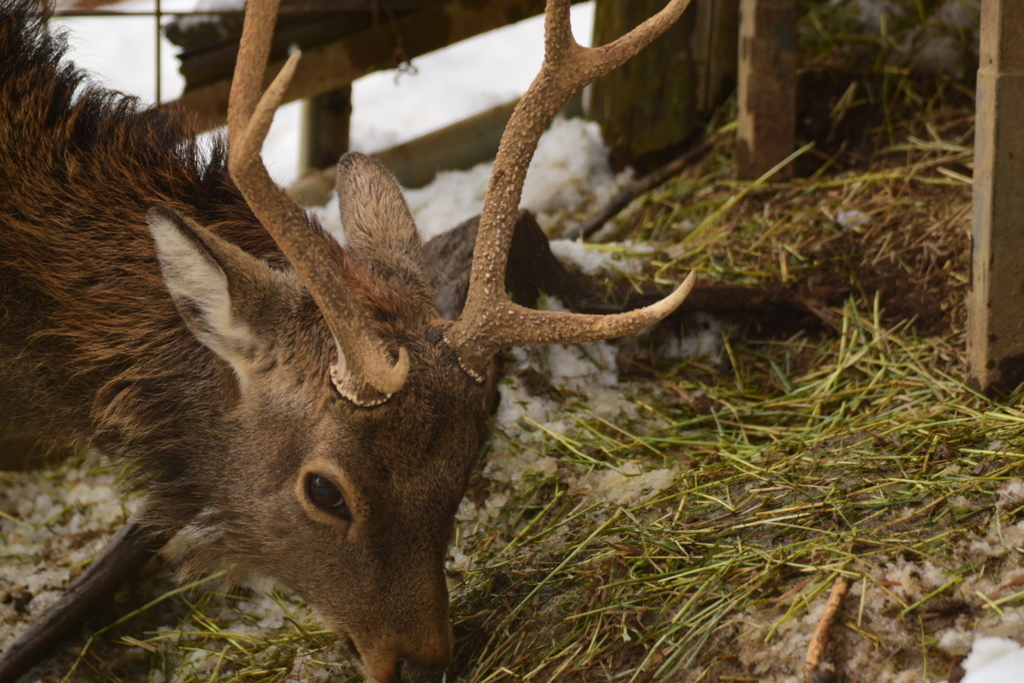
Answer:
967;1;1024;395
736;0;796;180
587;0;738;170
300;86;352;176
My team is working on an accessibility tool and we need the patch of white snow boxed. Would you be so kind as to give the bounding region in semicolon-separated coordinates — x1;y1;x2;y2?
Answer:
961;637;1024;683
577;463;674;506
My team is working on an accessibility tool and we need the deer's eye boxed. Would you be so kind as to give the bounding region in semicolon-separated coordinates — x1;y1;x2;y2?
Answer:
306;475;349;518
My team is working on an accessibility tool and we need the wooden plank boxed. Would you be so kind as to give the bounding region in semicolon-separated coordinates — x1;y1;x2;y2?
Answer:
736;0;796;180
376;93;581;189
171;13;369;85
966;0;1024;394
165;1;445;68
173;0;560;131
587;0;738;169
375;98;520;190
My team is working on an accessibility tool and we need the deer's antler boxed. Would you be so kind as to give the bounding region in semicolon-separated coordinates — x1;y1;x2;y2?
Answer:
445;0;696;381
227;0;408;406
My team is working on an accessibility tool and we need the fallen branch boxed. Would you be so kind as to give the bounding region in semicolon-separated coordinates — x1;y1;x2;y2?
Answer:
563;141;714;241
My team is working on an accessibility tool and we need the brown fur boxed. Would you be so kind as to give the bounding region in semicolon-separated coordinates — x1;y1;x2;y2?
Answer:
0;2;484;680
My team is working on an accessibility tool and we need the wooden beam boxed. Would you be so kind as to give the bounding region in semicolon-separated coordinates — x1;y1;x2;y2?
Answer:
967;0;1024;395
374;98;520;190
172;0;555;131
736;0;796;180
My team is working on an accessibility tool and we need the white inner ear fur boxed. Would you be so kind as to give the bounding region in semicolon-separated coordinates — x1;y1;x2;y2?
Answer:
149;213;258;390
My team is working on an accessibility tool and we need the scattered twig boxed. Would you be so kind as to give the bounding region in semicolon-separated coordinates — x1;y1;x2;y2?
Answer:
804;576;851;682
563;141;714;241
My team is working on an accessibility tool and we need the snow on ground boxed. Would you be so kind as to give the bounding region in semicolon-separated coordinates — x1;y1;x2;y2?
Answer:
0;457;138;649
958;638;1024;683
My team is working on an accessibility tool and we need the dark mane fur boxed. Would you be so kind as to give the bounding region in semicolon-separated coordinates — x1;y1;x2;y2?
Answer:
0;0;369;527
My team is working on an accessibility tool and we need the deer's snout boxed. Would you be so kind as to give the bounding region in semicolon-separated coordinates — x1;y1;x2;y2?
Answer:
401;656;450;683
358;621;452;683
363;649;451;683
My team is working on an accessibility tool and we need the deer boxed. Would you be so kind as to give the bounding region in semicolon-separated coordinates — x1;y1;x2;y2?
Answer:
0;0;695;680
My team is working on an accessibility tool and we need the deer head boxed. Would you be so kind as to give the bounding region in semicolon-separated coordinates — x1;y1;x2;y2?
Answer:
145;0;695;680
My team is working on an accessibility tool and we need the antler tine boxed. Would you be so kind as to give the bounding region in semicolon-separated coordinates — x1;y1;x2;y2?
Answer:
542;0;576;56
447;0;695;380
227;0;408;405
226;0;279;151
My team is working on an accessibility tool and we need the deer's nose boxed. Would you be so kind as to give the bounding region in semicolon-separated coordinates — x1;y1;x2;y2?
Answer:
364;656;447;683
401;657;448;683
362;640;450;683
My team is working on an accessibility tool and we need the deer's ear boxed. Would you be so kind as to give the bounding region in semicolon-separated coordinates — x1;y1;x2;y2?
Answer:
147;205;276;387
334;152;434;301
